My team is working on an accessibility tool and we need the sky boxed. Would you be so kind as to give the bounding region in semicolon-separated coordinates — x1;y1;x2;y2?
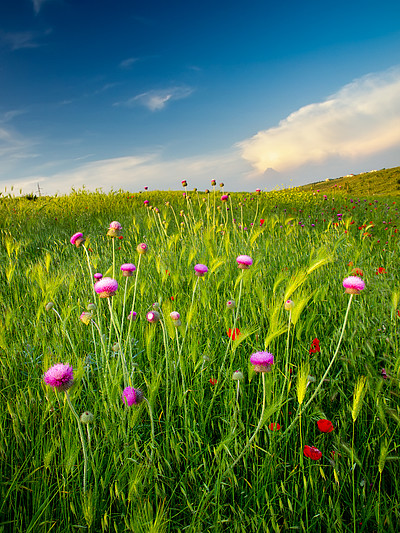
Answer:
1;0;400;195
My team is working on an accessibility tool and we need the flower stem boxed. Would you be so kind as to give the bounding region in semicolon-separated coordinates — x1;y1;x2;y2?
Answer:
65;392;88;493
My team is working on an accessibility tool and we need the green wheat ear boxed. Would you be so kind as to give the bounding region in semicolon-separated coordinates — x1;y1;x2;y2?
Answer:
296;363;310;406
378;438;389;475
351;376;367;422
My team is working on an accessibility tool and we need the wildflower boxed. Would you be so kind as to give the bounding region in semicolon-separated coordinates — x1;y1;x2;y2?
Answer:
70;232;85;247
87;302;96;311
137;243;148;255
236;255;253;269
343;276;365;294
256;188;261;194
146;311;160;323
232;370;244;381
269;422;281;431
227;328;241;340
94;277;118;298
120;263;136;277
317;419;334;433
80;411;94;424
351;267;364;276
181;180;187;187
107;221;122;237
44;363;74;392
303;445;322;460
376;267;386;274
284;299;294;311
94;273;103;280
221;194;229;201
194;264;208;277
122;387;144;406
219;182;224;187
144;200;149;206
226;299;235;309
80;311;93;325
211;179;216;186
309;338;320;354
209;378;217;385
144;186;148;190
381;368;388;380
250;351;274;373
260;219;265;225
128;311;137;321
170;311;180;321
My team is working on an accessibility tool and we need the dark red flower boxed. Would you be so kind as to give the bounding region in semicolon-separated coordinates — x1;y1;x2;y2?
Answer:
317;419;334;433
303;445;322;460
309;338;320;354
209;378;217;385
269;422;281;431
227;328;241;340
381;368;388;379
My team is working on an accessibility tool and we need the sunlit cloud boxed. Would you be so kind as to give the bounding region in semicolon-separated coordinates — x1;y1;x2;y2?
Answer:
115;86;194;111
238;67;400;175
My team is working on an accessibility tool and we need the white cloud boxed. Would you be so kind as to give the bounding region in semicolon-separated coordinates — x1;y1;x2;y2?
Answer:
119;57;139;69
238;67;400;175
115;86;194;111
32;0;56;14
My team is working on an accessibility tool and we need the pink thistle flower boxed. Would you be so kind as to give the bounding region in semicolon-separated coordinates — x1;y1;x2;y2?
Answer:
144;186;148;190
128;311;137;321
137;243;148;255
256;188;261;193
94;273;103;280
107;221;122;237
250;351;274;373
221;194;229;202
144;200;149;206
236;255;253;269
44;363;74;392
182;180;187;187
146;311;160;323
343;276;365;294
194;264;208;277
122;387;144;406
94;277;118;298
211;179;216;186
226;299;235;309
170;311;180;321
284;299;294;311
120;263;136;277
70;232;85;247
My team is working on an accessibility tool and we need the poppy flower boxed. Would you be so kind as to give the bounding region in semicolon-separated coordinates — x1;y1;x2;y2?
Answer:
376;267;386;274
260;219;265;226
269;422;281;431
227;328;241;340
309;338;320;354
303;445;322;460
209;378;217;385
317;419;334;433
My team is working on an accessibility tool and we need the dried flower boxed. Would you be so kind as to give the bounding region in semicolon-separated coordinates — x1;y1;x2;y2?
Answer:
94;277;118;298
70;232;85;247
317;419;334;433
87;302;96;311
250;351;274;373
122;387;144;406
343;276;365;294
44;363;74;392
236;255;253;269
45;302;54;311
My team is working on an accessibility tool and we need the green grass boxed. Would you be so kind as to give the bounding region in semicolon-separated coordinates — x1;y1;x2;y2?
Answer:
0;185;399;532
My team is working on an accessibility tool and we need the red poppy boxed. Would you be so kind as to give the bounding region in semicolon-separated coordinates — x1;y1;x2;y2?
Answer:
317;419;334;433
209;378;217;385
118;236;123;240
227;328;241;340
309;338;320;354
269;422;281;431
376;267;386;274
170;296;174;301
260;219;265;225
303;445;322;460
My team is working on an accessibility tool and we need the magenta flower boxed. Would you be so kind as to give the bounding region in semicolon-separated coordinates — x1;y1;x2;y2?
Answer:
107;221;122;237
226;299;235;309
128;311;137;321
170;311;180;320
343;276;365;294
221;194;229;202
144;200;149;205
236;255;253;269
120;263;136;277
44;363;74;391
70;232;85;247
146;310;160;323
137;243;148;255
122;387;144;406
194;264;208;277
94;273;103;280
94;277;118;298
250;351;274;373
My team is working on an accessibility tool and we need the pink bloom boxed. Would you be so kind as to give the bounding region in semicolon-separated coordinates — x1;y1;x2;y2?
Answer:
109;221;122;230
94;277;118;298
94;273;103;280
226;300;235;309
44;363;74;391
170;311;180;321
144;200;149;205
250;351;274;372
120;263;136;277
107;221;122;237
236;255;253;269
137;243;148;255
70;232;85;247
146;311;160;323
221;194;229;201
194;264;208;277
343;276;365;294
122;387;144;406
128;311;137;321
80;311;92;325
144;186;148;190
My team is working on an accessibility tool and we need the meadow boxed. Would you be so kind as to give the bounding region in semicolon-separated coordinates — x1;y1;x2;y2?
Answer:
0;184;399;532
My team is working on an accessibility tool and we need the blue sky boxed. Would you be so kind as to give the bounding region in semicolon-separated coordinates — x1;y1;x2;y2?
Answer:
1;0;400;195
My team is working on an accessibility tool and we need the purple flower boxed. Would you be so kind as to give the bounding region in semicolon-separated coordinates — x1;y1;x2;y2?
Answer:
221;194;229;202
343;276;365;294
122;387;144;406
146;311;160;323
94;277;118;298
236;255;253;269
70;232;85;247
120;263;136;277
94;273;103;280
44;363;74;391
250;351;274;373
194;264;208;277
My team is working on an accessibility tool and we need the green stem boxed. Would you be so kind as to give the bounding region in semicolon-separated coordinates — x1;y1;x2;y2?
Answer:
65;392;88;493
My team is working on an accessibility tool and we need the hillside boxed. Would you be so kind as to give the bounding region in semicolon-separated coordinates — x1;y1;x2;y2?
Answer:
297;166;400;196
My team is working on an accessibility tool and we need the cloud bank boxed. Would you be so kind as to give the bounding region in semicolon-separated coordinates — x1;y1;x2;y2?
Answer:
238;67;400;175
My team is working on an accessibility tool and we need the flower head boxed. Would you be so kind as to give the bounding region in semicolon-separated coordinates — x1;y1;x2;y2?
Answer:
128;311;137;321
122;387;144;406
146;311;160;323
137;243;148;255
120;263;136;277
351;267;364;277
211;179;216;186
236;255;253;269
284;299;294;311
80;311;93;325
309;338;320;354
107;221;122;237
44;363;74;392
94;273;103;280
221;194;229;202
94;277;118;298
269;422;281;431
80;411;94;424
250;351;274;373
226;299;235;309
227;328;241;340
170;311;180;321
317;419;334;433
376;267;387;275
70;232;85;247
194;264;208;277
181;180;187;187
144;200;149;206
343;276;365;294
303;445;322;460
232;370;244;381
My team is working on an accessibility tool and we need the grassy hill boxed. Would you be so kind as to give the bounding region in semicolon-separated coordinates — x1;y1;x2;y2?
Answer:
297;165;400;196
